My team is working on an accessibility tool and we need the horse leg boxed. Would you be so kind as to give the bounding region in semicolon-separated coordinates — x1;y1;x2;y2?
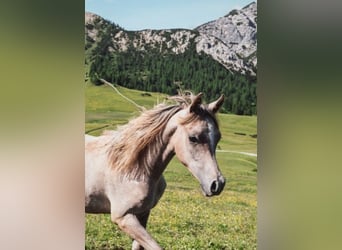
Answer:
131;177;167;249
113;213;162;250
131;210;151;250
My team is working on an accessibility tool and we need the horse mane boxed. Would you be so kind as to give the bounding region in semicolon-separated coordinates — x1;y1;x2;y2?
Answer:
105;92;219;180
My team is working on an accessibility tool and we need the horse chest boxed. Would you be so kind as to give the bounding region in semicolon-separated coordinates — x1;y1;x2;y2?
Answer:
108;180;159;216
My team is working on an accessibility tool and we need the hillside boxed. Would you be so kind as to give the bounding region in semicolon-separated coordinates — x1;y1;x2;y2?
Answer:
85;2;257;115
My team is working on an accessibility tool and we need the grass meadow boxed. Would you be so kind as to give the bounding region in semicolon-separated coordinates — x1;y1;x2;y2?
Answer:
85;83;257;249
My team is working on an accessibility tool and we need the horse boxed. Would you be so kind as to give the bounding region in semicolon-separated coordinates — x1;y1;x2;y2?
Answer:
85;92;226;250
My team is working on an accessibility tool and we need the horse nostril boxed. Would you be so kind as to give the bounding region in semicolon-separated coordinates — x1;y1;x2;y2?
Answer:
210;180;219;194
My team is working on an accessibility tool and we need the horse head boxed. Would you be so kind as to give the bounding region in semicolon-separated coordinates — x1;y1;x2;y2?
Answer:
168;93;226;197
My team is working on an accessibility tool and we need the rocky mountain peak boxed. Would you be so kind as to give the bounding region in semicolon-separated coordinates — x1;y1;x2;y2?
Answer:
85;12;101;24
195;2;257;75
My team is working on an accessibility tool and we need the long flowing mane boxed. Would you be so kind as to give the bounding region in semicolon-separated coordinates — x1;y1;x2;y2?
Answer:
105;92;219;179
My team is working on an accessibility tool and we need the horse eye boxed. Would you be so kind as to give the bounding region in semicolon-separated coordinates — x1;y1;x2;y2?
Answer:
189;136;199;143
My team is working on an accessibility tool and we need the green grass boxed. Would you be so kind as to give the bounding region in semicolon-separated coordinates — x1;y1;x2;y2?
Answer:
217;113;257;154
85;83;257;249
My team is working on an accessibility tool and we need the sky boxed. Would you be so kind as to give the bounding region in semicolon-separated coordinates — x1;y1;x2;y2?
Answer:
85;0;256;30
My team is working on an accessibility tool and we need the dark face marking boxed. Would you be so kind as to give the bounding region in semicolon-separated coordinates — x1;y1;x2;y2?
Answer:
206;116;221;154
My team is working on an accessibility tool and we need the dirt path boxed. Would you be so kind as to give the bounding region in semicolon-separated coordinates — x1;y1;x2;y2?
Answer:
216;150;257;157
99;78;145;111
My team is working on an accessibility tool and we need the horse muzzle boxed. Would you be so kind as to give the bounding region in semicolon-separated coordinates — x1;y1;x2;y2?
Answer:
202;176;226;197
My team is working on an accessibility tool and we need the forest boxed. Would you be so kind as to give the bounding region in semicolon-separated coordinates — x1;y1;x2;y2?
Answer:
86;19;257;115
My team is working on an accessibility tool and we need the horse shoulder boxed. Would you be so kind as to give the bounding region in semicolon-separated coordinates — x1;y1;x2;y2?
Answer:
85;134;113;211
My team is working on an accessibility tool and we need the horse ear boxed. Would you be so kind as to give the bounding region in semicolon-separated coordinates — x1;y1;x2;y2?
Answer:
208;94;225;113
189;92;203;113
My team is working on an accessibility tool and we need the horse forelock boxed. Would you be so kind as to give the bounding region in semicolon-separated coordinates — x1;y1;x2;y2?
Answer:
171;91;219;126
180;104;219;128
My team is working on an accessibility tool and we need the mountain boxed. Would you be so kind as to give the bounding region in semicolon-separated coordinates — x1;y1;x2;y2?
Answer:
85;2;256;75
85;2;257;115
195;2;257;75
85;13;198;56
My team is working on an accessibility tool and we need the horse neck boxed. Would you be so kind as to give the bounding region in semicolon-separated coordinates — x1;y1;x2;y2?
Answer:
145;117;178;181
108;105;183;181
